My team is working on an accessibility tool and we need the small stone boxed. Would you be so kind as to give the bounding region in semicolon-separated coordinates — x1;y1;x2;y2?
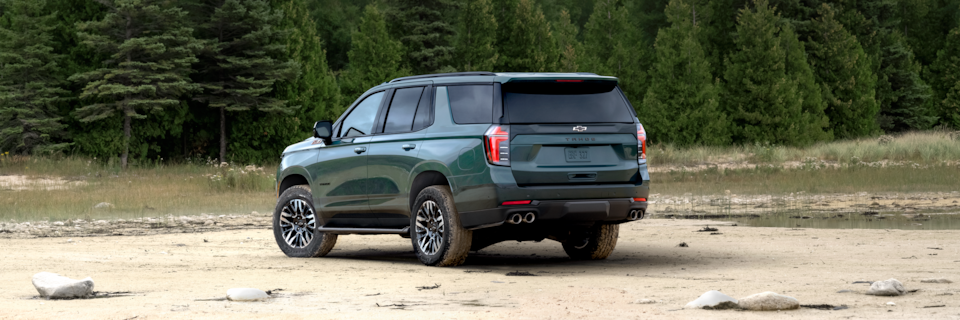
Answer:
886;302;896;306
633;299;656;304
53;221;64;226
684;290;738;309
866;278;906;296
227;288;268;301
32;272;94;299
920;278;952;284
93;202;114;209
737;292;800;311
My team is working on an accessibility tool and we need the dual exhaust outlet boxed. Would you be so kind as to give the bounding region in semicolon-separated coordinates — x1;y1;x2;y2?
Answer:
627;209;644;221
506;212;536;225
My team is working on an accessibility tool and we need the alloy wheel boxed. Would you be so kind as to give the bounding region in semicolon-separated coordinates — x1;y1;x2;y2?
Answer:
415;200;444;255
279;199;317;248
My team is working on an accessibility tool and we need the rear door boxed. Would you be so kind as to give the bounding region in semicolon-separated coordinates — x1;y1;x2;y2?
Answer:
366;83;433;227
502;80;639;186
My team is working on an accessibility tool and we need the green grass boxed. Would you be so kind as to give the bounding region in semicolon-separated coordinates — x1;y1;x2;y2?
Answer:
2;130;959;222
0;155;276;222
649;130;960;166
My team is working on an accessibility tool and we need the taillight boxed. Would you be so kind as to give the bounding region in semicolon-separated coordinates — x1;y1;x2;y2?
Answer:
484;125;510;166
637;123;647;161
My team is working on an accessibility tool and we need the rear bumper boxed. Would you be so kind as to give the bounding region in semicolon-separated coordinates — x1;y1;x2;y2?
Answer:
460;198;648;230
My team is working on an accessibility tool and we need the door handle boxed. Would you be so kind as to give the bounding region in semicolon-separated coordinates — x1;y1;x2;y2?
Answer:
354;147;367;154
402;144;416;150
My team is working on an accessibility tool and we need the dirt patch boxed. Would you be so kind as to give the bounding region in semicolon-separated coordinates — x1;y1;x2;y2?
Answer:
1;219;957;319
649;191;960;217
0;212;272;239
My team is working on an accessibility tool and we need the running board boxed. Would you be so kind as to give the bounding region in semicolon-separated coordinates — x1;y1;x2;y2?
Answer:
315;227;409;235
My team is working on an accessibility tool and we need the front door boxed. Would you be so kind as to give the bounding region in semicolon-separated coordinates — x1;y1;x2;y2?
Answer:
312;91;385;228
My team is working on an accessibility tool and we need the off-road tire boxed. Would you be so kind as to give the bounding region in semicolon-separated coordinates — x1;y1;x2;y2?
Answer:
410;186;473;266
562;224;619;260
273;185;338;257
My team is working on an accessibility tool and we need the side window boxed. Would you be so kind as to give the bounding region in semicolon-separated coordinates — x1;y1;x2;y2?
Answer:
448;85;494;124
411;87;434;131
383;87;425;134
339;91;384;138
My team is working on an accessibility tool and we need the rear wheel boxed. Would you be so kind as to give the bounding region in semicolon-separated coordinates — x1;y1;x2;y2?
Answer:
273;185;338;257
410;186;472;266
562;224;619;260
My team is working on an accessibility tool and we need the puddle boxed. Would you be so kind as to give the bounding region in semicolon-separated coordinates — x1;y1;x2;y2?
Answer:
666;212;960;230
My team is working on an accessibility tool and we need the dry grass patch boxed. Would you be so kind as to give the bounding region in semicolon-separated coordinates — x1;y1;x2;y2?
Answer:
0;156;276;222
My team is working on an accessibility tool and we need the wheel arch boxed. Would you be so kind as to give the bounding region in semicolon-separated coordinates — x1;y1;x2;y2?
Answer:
408;170;451;211
278;168;311;197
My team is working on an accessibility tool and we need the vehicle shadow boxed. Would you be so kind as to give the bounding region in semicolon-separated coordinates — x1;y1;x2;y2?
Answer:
319;240;711;272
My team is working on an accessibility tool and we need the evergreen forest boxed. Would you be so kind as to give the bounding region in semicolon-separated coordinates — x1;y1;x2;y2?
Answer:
1;0;959;166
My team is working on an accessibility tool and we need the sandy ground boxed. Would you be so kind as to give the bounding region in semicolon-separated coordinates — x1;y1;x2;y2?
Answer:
1;219;958;320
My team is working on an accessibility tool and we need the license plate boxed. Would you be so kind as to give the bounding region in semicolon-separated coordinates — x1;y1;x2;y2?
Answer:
565;148;590;162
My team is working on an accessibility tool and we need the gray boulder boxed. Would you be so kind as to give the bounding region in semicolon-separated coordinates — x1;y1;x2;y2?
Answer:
738;292;800;311
684;290;739;310
32;272;94;299
866;278;906;296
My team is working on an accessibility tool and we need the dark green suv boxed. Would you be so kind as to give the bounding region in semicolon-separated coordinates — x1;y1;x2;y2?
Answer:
273;72;650;266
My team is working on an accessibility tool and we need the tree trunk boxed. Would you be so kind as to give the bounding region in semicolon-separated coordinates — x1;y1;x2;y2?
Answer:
219;106;226;164
121;106;131;169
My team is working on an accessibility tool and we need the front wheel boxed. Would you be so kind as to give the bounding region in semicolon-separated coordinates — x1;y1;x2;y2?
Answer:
273;185;338;257
410;186;472;266
562;224;619;260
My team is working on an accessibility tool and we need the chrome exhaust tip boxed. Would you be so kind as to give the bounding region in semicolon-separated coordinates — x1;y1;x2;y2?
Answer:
507;213;523;224
523;212;536;223
628;209;642;221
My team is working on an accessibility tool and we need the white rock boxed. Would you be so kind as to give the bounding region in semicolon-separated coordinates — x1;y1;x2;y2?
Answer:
886;301;896;306
684;290;739;309
53;221;64;226
866;278;906;296
93;202;114;209
737;292;800;311
633;299;657;304
227;288;269;301
32;272;94;299
920;278;952;284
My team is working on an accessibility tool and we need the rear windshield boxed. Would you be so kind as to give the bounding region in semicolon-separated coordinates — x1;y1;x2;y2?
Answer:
503;81;634;124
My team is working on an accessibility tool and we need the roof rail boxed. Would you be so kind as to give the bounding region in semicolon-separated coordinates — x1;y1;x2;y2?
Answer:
389;72;495;83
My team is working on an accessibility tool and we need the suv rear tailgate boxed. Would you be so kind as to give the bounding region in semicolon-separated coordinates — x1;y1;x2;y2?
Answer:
509;124;638;186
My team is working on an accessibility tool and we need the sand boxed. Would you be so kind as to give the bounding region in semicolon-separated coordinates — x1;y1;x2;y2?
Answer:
1;219;958;319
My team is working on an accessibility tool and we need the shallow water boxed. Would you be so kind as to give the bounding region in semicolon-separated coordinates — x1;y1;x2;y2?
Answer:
676;212;960;230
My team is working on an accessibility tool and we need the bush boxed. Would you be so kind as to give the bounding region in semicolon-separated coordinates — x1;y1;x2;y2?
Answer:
206;163;274;192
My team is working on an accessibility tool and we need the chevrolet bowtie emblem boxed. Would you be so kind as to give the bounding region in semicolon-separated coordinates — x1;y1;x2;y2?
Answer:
573;126;587;132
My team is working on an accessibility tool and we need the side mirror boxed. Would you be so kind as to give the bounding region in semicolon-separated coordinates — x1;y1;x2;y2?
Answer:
314;121;333;143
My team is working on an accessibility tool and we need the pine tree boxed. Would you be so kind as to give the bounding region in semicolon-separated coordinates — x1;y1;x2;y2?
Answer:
194;0;299;163
582;0;646;102
554;9;580;72
0;0;70;154
722;0;823;146
927;19;960;129
387;0;456;74
455;0;498;72
496;0;557;72
807;3;880;138
274;0;341;122
780;22;831;142
341;5;406;100
70;0;201;168
875;30;936;132
641;0;729;146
